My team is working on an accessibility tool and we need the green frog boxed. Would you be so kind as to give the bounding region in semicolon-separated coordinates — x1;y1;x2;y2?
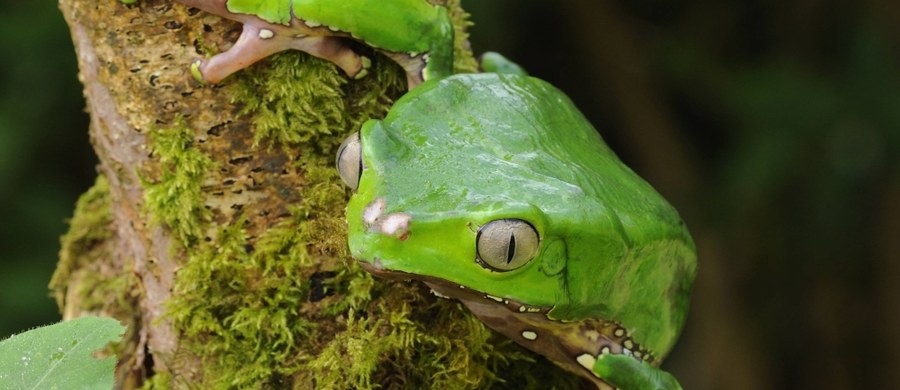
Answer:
337;72;697;389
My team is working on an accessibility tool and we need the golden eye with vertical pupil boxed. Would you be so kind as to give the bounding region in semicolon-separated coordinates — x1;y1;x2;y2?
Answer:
336;132;363;191
476;219;540;271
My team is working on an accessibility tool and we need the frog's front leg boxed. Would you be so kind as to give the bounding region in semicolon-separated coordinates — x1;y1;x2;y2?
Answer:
591;354;683;390
191;22;365;84
177;0;367;84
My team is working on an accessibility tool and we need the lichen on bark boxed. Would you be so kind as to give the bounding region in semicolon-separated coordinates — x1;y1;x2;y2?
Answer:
54;0;578;388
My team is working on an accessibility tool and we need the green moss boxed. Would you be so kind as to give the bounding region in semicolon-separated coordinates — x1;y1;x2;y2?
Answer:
141;371;171;390
51;172;135;318
232;52;406;152
142;118;215;246
164;157;354;388
167;216;318;387
447;0;480;74
51;175;114;308
51;175;143;386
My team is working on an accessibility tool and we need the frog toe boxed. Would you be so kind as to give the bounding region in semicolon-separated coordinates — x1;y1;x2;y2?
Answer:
191;23;296;84
289;36;364;79
189;60;206;84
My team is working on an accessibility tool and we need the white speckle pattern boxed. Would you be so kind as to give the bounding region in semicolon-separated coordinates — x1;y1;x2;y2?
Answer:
521;331;538;341
430;289;450;299
485;294;504;302
576;353;597;371
258;29;274;39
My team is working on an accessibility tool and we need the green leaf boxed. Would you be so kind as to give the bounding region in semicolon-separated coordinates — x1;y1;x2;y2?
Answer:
0;316;125;390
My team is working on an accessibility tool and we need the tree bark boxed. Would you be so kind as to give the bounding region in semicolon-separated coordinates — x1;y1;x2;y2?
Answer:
54;0;576;388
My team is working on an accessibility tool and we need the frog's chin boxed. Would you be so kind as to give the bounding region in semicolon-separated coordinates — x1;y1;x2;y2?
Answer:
356;259;655;389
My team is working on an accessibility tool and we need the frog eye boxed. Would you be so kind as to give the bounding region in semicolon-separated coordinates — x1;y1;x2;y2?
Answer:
476;219;540;271
336;132;363;191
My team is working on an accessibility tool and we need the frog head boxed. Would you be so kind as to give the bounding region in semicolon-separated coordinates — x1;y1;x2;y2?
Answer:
338;73;697;386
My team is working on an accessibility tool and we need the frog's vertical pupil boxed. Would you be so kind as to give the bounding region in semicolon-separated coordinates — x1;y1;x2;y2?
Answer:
507;233;516;264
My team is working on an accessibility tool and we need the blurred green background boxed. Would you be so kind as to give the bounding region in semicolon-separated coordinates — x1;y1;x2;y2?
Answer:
2;1;898;388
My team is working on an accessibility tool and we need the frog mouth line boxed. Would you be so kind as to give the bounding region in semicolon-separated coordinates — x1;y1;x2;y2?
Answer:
358;259;656;388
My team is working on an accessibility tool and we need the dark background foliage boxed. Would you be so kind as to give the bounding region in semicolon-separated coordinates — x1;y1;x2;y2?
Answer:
1;0;897;388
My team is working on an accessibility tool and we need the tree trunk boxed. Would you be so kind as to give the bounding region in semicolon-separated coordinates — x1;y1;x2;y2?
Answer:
52;0;576;388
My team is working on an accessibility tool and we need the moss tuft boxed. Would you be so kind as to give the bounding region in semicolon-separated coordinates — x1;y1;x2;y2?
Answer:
165;157;355;388
166;213;318;387
232;53;406;152
446;0;480;74
51;175;114;308
142;118;215;246
52;175;143;386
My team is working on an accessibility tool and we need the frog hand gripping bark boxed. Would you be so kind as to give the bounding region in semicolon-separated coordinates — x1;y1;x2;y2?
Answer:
169;0;454;87
336;73;697;389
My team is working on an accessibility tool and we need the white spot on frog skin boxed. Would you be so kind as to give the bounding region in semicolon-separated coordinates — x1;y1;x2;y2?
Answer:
363;198;386;226
485;294;504;303
576;353;597;371
623;339;634;350
600;346;611;355
380;213;411;237
258;29;274;39
585;330;600;342
518;306;527;312
521;331;538;341
614;327;625;337
623;348;633;356
304;20;322;28
634;350;643;359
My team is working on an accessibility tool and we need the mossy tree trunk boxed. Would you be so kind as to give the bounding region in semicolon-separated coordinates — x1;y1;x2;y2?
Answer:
54;0;577;388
